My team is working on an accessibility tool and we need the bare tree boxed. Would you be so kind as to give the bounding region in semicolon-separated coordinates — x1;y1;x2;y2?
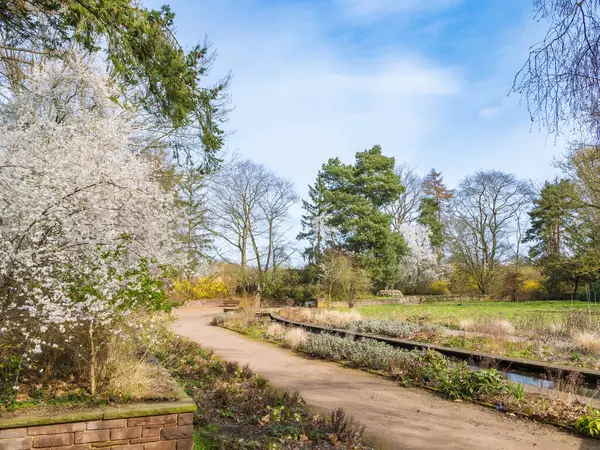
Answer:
513;0;600;140
445;171;532;294
207;159;298;294
251;177;299;285
385;164;423;231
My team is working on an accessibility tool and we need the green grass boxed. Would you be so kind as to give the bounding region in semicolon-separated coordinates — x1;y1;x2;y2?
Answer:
341;300;600;328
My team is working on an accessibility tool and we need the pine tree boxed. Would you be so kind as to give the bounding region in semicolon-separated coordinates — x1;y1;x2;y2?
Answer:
176;159;212;277
297;174;329;265
317;145;407;288
523;179;584;296
418;197;444;248
524;179;578;259
422;169;454;221
417;169;453;250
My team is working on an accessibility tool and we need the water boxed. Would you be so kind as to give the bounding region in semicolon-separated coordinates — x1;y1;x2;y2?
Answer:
504;369;600;399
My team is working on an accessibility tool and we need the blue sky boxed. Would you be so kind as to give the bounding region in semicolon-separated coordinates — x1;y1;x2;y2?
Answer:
146;0;565;233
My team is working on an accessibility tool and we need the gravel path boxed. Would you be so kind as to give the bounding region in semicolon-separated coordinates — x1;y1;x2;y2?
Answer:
170;306;599;450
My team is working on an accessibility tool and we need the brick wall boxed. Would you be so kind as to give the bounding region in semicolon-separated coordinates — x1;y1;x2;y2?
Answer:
0;413;193;450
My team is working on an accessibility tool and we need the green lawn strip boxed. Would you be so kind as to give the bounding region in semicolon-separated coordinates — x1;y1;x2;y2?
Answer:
345;301;600;325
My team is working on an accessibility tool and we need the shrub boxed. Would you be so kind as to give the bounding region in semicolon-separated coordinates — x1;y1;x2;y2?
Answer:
283;328;308;349
172;277;229;301
522;279;543;299
574;409;600;437
266;323;285;338
458;319;474;331
456;318;515;336
210;313;230;326
340;319;443;339
377;289;403;297
429;281;450;295
278;307;362;327
572;331;600;354
301;333;514;402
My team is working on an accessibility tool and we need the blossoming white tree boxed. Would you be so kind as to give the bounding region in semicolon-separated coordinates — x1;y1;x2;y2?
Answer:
397;223;449;294
0;58;181;393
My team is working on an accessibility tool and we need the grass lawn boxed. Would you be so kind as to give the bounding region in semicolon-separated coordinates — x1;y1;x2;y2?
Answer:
341;300;600;329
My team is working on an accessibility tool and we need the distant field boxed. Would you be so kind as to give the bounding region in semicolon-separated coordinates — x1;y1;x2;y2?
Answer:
341;300;600;329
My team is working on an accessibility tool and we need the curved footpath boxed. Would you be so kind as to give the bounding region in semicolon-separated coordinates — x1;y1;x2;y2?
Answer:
170;306;599;450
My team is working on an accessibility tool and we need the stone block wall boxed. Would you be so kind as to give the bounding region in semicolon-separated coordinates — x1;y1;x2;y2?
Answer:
0;413;194;450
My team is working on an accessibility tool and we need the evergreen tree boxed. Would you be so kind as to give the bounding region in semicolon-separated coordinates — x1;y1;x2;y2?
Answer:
175;159;212;277
418;169;452;249
524;179;578;259
318;145;407;288
297;174;329;265
418;197;444;248
422;169;454;221
523;179;585;297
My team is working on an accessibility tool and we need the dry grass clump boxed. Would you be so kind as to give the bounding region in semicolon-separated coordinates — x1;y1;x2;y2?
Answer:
490;319;516;335
97;337;177;400
279;307;361;327
266;322;285;338
457;318;515;336
572;331;600;354
212;307;261;330
458;319;474;332
283;327;308;349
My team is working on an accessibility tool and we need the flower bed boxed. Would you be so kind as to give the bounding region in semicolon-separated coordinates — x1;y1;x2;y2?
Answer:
213;310;600;440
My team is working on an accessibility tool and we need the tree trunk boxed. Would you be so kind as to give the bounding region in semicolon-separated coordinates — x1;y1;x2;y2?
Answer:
89;322;96;396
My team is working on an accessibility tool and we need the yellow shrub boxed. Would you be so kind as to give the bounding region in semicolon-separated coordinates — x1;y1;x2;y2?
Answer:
173;277;229;300
522;279;542;297
429;280;450;295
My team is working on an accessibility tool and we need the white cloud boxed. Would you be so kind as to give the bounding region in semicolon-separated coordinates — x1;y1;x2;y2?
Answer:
144;0;568;262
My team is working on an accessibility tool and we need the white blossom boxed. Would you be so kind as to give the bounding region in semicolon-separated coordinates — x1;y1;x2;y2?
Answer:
0;58;181;359
398;223;450;293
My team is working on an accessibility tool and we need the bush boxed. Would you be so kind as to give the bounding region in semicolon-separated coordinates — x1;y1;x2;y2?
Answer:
283;328;308;349
301;333;514;401
429;281;450;295
210;313;230;326
278;307;362;327
340;319;443;339
303;333;414;371
262;268;318;301
522;279;544;299
172;277;229;301
574;409;600;437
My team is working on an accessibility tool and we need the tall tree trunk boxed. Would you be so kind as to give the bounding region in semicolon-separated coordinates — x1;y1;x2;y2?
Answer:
89;321;96;396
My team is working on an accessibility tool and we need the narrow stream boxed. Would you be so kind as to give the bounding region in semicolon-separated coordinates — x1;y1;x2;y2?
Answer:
503;369;600;399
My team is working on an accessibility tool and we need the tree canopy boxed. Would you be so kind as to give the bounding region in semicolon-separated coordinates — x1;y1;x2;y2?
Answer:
314;145;407;288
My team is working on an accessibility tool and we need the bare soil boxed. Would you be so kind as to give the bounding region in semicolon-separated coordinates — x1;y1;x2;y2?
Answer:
170;306;600;450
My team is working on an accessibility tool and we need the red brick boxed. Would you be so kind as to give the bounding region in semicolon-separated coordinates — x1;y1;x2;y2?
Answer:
177;414;193;426
0;436;32;450
90;439;128;448
0;427;27;438
127;415;177;427
131;436;159;444
29;423;86;435
144;441;176;450
86;420;127;430
32;433;73;447
176;439;193;450
74;430;110;444
142;428;160;438
160;425;193;441
110;426;141;440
